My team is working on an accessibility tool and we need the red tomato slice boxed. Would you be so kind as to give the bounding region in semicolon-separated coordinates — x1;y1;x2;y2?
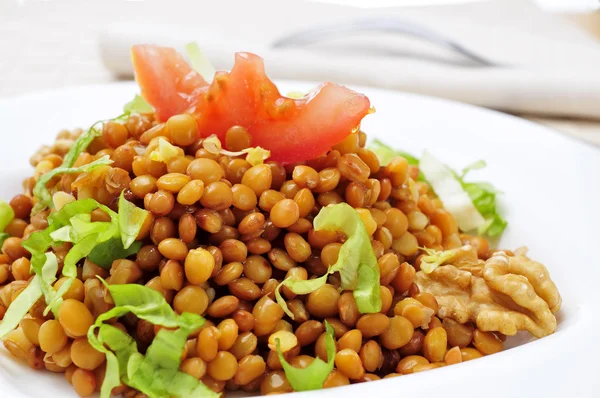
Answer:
131;45;371;163
131;45;208;122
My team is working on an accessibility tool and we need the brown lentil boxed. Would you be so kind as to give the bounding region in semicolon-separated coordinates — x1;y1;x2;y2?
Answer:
337;154;370;184
242;164;272;196
160;260;184;291
279;180;301;199
359;340;383;373
71;338;105;370
38;320;68;354
423;327;447;362
323;370;350;388
461;347;483;361
147;190;175;216
177;179;205;205
338;329;362;352
200;182;233;210
10;195;33;219
207;296;240;318
72;368;96;397
208;351;238;381
231;184;258;211
260;370;292;395
399;329;425;356
472;329;503;355
217;319;239;351
335;349;365;380
356;313;390;338
58;299;94;338
306;284;339;319
238;212;265;235
441;318;473;348
173;286;209;315
168;114;198;146
396;355;429;374
195;209;223;234
283;233;311;263
185;248;215;285
187;158;223;185
178;213;197;243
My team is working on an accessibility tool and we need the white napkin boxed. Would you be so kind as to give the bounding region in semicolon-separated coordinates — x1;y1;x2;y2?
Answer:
98;0;600;119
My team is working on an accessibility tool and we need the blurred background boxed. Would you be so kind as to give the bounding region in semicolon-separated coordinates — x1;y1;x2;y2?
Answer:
1;0;600;145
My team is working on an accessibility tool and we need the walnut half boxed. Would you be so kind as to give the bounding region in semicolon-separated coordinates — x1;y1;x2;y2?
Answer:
415;251;562;338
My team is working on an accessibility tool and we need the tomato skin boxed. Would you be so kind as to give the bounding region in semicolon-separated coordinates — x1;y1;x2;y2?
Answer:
132;46;371;163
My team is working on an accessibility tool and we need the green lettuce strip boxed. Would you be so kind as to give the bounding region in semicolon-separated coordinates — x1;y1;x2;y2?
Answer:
276;321;336;391
88;282;216;398
20;194;148;316
32;94;153;214
275;203;381;319
185;42;216;82
457;160;507;237
32;155;113;214
118;192;149;249
0;233;8;248
122;94;153;116
0;253;58;339
0;200;14;247
369;138;420;166
0;200;14;232
368;139;507;237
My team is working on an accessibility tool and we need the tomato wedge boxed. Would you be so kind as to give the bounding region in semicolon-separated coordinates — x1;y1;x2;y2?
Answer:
131;45;371;163
131;45;208;122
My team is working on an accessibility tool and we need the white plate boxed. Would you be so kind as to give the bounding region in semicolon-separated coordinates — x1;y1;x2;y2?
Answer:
1;82;598;397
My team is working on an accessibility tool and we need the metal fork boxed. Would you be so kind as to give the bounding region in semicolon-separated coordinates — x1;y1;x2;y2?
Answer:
272;16;499;67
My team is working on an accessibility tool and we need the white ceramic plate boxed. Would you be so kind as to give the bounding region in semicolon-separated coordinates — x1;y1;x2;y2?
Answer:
0;82;598;397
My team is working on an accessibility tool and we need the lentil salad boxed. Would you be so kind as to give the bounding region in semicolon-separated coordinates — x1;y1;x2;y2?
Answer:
0;44;562;398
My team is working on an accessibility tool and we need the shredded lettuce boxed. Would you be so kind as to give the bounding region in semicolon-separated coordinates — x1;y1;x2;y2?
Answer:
0;279;42;340
368;138;420;166
420;151;485;232
20;195;148;317
368;139;507;237
275;203;381;318
118;193;149;249
32;154;113;214
277;321;335;391
0;200;15;232
88;282;216;398
185;42;216;82
419;247;456;274
0;253;58;339
32;253;60;312
32;94;154;214
457;161;507;237
0;200;14;247
88;239;142;269
123;94;153;115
